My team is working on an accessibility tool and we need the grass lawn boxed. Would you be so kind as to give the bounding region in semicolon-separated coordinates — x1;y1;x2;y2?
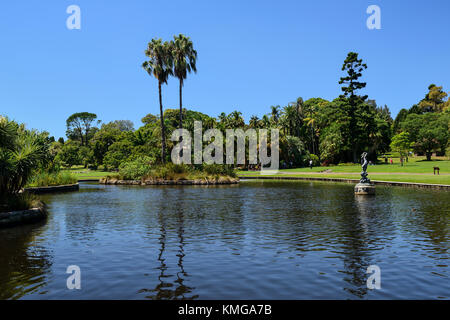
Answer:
62;166;109;180
238;156;450;185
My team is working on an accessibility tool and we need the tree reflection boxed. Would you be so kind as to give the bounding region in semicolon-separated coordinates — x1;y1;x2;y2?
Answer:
0;221;52;299
338;195;377;298
141;187;197;300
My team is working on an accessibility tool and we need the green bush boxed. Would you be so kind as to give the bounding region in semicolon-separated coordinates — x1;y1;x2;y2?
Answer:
309;154;320;166
27;171;77;187
114;158;236;181
118;156;153;180
0;193;39;213
200;164;236;177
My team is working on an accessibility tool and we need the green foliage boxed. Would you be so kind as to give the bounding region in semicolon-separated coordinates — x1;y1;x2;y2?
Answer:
390;132;412;160
308;154;320;166
279;135;309;167
56;140;82;167
66;112;100;146
0;193;39;213
200;164;236;177
401;112;449;160
339;52;368;99
418;84;449;112
27;171;77;187
0;117;51;195
103;140;134;170
117;156;153;180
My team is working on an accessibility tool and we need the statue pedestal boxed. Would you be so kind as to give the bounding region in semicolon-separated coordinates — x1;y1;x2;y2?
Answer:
355;182;375;195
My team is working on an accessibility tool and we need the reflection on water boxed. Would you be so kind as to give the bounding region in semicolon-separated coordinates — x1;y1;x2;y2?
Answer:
0;221;53;299
0;181;448;299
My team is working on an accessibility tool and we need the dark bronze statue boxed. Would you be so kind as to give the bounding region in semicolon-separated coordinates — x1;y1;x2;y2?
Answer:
360;152;371;184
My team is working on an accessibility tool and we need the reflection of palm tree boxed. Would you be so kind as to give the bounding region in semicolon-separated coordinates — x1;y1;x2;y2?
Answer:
173;203;198;299
142;189;197;300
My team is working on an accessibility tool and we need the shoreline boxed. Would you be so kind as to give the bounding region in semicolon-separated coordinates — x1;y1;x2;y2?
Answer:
24;183;80;194
0;202;48;228
239;176;450;190
99;177;239;185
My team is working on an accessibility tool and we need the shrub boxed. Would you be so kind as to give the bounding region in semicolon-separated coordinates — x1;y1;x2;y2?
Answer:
0;193;39;213
309;154;320;166
118;156;153;180
200;164;236;177
27;171;77;187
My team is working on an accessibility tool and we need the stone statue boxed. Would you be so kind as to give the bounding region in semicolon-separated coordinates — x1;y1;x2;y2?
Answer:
359;152;371;184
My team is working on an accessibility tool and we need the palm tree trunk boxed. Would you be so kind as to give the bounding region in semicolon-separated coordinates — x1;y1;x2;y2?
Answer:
179;79;183;129
159;81;166;163
311;126;315;155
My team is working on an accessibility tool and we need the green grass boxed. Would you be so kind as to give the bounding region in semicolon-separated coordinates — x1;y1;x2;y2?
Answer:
26;171;78;187
62;166;109;180
238;156;450;185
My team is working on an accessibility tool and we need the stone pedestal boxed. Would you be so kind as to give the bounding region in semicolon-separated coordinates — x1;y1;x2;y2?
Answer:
354;182;375;195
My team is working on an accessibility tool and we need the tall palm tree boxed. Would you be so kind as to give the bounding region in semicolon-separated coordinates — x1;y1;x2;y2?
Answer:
228;111;245;128
282;105;297;136
289;97;305;137
172;34;197;129
270;105;280;125
249;115;260;129
261;114;271;128
143;39;173;163
304;105;317;155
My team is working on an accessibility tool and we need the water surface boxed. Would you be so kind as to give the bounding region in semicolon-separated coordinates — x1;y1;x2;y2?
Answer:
0;181;448;299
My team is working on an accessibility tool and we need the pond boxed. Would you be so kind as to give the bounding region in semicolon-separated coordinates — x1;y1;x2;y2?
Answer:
0;181;448;299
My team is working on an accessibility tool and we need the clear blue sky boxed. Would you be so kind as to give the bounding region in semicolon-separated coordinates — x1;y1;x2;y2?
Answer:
1;0;449;139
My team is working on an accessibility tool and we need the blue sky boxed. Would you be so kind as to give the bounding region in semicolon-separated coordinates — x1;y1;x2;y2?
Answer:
1;0;449;139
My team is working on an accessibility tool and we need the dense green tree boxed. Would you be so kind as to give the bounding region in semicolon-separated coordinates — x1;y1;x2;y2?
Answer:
401;113;449;160
338;52;370;161
66;112;100;146
56;140;81;167
339;52;368;100
419;84;449;112
103;140;134;170
390;132;412;165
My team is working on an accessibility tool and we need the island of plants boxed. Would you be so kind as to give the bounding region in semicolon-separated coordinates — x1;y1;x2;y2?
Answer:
100;158;239;185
